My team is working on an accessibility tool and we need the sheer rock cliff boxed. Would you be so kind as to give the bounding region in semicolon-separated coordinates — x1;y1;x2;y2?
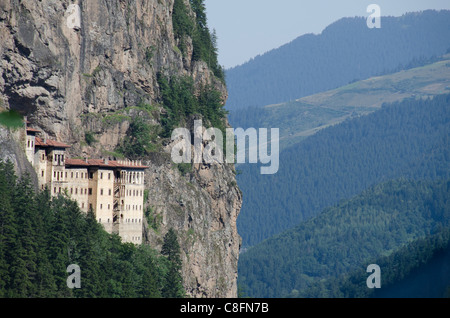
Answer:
0;0;241;298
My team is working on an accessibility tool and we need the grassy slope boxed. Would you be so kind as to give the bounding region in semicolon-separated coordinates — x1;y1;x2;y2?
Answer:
250;54;450;151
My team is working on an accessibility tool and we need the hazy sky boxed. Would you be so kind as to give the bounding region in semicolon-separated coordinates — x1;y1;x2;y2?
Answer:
204;0;450;69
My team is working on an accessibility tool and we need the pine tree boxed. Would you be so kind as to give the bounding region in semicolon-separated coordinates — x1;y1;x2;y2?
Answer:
161;228;184;298
0;161;18;296
74;210;106;297
47;195;73;297
161;228;181;270
9;175;38;297
133;245;161;298
34;189;57;297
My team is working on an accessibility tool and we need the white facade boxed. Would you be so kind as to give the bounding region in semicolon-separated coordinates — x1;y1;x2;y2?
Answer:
25;126;147;244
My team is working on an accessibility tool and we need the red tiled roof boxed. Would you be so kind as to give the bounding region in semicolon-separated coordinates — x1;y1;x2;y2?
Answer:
65;158;148;169
26;128;40;133
35;137;71;148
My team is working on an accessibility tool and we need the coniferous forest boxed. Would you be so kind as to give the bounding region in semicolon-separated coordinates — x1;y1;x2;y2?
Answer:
238;179;450;298
227;9;450;300
300;226;450;298
237;94;450;248
236;93;450;298
0;160;184;298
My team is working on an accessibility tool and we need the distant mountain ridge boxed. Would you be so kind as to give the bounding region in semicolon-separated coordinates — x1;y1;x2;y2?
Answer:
229;54;450;151
225;10;450;111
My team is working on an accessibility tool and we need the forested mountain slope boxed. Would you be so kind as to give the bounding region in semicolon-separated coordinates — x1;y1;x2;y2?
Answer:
237;94;450;247
295;225;450;298
238;179;450;298
229;55;450;151
226;10;450;111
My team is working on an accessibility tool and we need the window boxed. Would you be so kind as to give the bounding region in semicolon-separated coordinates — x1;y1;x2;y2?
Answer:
100;204;103;210
108;204;110;210
70;188;73;194
65;172;67;179
71;172;73;178
54;187;56;193
108;173;111;180
100;189;103;196
82;203;84;208
75;188;78;195
89;172;93;179
42;154;45;160
41;171;44;177
89;188;92;195
76;172;78;179
100;172;103;180
109;189;111;196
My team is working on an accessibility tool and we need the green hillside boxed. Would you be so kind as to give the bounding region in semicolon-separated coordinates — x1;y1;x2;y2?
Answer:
230;54;450;151
225;10;450;111
236;94;450;247
296;227;450;298
238;179;450;298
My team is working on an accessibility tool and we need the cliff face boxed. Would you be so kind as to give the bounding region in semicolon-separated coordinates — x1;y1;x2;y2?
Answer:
0;0;241;298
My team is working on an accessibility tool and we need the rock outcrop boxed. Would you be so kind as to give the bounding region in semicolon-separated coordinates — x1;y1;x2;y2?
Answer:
0;125;38;189
0;0;241;298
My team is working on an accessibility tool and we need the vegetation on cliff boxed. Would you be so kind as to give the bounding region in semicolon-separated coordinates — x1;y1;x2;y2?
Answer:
157;73;227;138
112;0;228;160
173;0;225;81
